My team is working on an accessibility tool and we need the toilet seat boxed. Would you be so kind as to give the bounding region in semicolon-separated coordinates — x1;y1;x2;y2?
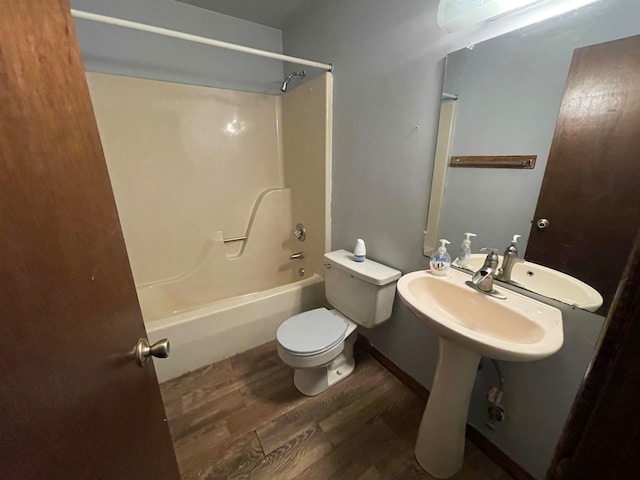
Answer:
277;307;348;356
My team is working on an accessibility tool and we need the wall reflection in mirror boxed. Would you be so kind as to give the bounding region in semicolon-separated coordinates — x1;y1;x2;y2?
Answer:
430;0;640;316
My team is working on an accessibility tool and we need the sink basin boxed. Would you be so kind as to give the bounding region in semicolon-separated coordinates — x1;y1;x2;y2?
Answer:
399;268;563;361
455;254;602;312
397;268;563;478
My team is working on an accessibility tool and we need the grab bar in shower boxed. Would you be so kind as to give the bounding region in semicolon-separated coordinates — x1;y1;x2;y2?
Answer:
223;236;248;243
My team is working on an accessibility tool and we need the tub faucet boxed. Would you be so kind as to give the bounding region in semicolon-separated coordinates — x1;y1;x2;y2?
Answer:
289;252;304;260
469;249;506;299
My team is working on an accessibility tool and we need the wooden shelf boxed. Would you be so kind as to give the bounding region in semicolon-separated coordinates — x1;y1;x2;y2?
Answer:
449;155;536;169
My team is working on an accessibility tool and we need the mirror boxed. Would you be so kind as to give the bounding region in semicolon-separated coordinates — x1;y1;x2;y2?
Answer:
431;0;640;316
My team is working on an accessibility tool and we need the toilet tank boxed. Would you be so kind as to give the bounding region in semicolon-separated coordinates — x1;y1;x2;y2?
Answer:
324;250;402;328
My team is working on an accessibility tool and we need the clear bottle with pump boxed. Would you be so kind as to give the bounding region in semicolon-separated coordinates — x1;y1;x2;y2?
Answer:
457;232;477;268
430;239;452;276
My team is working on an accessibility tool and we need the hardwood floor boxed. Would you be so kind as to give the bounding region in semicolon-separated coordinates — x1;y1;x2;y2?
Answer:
160;341;512;480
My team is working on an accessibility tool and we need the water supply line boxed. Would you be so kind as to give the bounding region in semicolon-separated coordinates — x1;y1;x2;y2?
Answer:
485;359;506;428
492;359;504;391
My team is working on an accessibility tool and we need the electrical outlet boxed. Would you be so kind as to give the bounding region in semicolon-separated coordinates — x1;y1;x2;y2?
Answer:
487;386;503;405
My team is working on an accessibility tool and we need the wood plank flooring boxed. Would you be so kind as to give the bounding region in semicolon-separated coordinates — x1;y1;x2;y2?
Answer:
160;341;513;480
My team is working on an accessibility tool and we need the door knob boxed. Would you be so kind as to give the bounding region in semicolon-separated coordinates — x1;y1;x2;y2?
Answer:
135;338;170;366
536;218;550;229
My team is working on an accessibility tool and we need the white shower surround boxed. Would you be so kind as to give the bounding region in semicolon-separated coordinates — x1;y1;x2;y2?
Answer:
88;72;333;383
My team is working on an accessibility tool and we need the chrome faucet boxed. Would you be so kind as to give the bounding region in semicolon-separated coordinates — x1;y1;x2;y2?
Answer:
472;249;499;292
496;234;524;283
289;251;304;260
469;249;506;299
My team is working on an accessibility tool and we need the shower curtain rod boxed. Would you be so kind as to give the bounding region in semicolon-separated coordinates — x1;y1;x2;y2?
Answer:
70;9;334;72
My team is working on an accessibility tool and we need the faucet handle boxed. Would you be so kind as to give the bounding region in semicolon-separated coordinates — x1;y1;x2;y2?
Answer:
480;247;499;253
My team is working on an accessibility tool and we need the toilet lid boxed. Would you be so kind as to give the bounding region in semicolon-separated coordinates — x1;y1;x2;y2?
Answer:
277;307;349;355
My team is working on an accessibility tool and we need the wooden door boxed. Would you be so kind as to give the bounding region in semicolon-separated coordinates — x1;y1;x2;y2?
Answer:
0;2;180;479
548;232;640;479
526;35;640;312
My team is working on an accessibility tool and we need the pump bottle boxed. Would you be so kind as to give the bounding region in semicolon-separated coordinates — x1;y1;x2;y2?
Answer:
430;239;452;276
457;232;477;268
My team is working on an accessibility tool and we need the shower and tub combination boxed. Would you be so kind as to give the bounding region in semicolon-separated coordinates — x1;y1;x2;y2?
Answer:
83;24;334;381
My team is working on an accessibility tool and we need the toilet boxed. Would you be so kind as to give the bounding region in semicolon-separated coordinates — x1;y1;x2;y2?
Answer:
276;249;401;396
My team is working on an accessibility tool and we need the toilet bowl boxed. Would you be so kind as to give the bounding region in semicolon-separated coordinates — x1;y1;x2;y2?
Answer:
277;307;358;396
276;249;401;396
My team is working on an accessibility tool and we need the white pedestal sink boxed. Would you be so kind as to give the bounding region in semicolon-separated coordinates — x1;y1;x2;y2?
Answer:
397;268;563;478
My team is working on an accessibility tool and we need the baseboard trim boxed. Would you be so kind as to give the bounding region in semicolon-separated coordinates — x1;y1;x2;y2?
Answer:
356;336;534;480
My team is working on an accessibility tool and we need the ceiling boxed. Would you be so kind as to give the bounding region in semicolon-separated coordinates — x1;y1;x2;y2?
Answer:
176;0;315;29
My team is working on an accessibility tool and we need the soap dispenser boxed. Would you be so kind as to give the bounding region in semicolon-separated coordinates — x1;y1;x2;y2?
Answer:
430;239;452;276
457;232;477;268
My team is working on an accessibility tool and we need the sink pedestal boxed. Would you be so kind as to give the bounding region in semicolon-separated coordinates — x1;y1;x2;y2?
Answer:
398;269;563;477
415;338;481;478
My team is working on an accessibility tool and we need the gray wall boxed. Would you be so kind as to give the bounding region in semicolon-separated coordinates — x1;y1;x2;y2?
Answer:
283;2;458;441
71;0;284;93
439;0;640;256
282;0;636;477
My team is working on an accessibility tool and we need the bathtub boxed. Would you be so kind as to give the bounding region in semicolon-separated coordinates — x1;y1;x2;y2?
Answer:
145;274;325;383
